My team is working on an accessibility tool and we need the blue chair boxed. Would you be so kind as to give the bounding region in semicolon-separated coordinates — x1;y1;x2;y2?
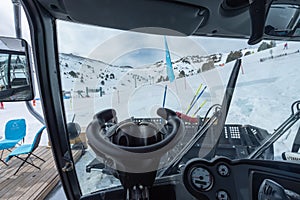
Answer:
5;126;46;175
0;119;26;166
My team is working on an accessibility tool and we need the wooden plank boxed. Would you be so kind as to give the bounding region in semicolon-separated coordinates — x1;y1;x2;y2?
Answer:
15;151;56;199
0;147;50;198
35;150;82;200
0;147;82;200
23;151;58;199
29;149;82;200
20;159;58;200
1;147;51;199
35;175;60;200
0;148;48;196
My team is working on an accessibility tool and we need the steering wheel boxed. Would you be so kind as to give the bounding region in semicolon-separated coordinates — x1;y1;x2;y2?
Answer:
86;107;185;173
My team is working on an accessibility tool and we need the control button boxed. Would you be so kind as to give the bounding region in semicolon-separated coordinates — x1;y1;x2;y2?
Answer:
216;190;230;200
217;164;230;177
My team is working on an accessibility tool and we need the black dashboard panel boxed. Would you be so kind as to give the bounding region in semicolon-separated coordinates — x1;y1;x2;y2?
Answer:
81;174;196;200
81;157;300;200
183;157;300;200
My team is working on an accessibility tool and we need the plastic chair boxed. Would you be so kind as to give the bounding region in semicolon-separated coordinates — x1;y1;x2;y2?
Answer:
5;126;46;175
0;119;26;166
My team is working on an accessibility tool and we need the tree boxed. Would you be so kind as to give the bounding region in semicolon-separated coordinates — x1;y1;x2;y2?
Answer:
244;51;251;56
181;57;191;64
80;74;84;83
110;73;115;79
157;75;164;83
226;50;243;63
202;61;215;72
178;70;185;78
270;40;276;48
258;41;275;52
69;71;78;78
258;42;269;52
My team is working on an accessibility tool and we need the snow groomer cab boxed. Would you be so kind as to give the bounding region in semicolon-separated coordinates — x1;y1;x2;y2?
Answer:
1;0;300;199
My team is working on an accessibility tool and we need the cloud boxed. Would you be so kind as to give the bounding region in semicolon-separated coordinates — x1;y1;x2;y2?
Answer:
112;48;165;67
57;20;123;57
56;23;252;66
86;28;208;66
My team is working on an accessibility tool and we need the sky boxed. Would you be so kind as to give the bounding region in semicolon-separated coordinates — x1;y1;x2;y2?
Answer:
0;0;258;67
0;0;31;42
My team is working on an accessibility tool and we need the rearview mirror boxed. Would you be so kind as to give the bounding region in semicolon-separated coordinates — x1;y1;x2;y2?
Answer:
265;4;300;37
0;37;34;102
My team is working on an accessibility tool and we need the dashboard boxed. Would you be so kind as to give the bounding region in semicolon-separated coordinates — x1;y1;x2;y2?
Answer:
82;157;300;200
182;157;300;200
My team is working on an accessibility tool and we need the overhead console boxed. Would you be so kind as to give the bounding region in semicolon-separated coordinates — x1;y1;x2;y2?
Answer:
37;0;209;36
183;157;300;200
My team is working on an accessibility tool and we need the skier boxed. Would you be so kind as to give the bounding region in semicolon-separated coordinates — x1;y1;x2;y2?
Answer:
283;42;288;50
16;55;21;63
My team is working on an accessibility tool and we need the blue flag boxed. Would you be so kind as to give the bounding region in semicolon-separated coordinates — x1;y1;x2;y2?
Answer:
164;36;175;82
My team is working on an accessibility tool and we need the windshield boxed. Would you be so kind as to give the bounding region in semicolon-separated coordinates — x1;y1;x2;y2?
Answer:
56;20;300;195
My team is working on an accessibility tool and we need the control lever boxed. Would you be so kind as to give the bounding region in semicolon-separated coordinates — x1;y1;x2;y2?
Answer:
258;179;300;200
282;152;300;161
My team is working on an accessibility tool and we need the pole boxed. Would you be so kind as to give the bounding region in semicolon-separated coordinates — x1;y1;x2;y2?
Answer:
186;86;207;115
192;100;207;117
162;85;167;108
86;87;89;97
185;83;202;114
12;0;45;124
12;0;22;38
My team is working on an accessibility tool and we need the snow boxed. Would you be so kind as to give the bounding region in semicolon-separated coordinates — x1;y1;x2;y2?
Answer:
1;41;300;195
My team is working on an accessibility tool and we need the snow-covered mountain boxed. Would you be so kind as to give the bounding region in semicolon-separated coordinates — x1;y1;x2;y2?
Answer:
59;51;224;97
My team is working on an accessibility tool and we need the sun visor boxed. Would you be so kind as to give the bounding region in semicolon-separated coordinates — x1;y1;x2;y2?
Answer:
38;0;209;36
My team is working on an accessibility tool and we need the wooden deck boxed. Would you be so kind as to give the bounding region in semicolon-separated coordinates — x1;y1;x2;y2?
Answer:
0;146;81;200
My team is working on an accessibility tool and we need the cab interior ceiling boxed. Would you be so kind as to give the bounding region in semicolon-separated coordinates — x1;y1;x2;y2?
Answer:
35;0;254;38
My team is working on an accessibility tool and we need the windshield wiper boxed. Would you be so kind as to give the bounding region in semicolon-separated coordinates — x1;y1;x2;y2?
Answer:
157;107;220;177
159;58;242;177
202;58;241;159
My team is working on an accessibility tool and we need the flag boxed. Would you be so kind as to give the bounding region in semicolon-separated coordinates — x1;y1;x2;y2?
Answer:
164;36;175;82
